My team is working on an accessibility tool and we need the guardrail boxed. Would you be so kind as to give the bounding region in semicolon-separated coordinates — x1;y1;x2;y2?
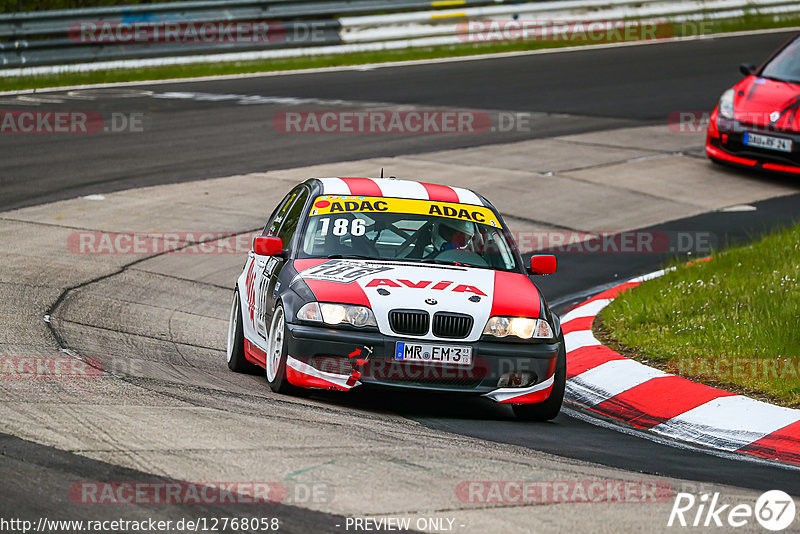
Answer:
0;0;507;70
2;0;799;77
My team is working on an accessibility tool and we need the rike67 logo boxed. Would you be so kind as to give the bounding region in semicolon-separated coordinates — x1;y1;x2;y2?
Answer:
668;490;796;531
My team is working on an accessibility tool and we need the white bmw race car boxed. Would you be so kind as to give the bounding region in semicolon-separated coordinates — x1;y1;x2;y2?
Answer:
226;177;565;420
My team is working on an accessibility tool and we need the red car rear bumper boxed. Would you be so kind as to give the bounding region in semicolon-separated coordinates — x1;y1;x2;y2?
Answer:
706;108;800;175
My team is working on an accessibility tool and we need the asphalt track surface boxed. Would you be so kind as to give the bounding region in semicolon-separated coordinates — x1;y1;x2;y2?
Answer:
0;30;795;211
3;30;800;530
1;433;355;531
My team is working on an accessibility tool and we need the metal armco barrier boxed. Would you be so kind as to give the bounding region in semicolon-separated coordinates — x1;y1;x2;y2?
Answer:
0;0;505;68
2;0;799;75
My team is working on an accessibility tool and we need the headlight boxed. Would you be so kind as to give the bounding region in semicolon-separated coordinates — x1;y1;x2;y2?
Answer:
320;303;377;327
483;316;553;339
718;89;734;120
297;302;322;322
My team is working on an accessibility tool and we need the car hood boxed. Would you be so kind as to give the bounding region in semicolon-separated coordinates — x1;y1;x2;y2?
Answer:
733;76;800;131
291;258;541;342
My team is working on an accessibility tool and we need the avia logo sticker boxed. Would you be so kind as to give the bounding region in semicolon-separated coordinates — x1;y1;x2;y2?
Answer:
365;279;487;296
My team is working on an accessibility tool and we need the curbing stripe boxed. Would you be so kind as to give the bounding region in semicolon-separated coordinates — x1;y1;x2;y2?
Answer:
738;420;800;464
564;329;602;351
561;298;612;322
568;359;669;406
652;395;800;452
561;316;593;335
566;345;626;379
564;268;800;465
591;376;736;429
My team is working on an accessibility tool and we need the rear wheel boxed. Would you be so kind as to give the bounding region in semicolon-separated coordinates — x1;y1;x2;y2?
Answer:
226;289;260;374
512;337;566;421
266;303;306;395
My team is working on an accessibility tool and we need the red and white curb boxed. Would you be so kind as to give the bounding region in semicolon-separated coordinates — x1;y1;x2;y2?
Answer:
562;269;800;466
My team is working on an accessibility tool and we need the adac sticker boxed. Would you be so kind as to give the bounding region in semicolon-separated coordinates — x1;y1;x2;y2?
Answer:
310;196;502;228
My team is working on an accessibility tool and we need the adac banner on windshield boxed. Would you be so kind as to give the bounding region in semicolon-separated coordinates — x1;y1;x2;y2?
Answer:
309;195;503;228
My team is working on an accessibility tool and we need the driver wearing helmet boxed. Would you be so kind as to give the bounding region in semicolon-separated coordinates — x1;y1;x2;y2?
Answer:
432;218;475;251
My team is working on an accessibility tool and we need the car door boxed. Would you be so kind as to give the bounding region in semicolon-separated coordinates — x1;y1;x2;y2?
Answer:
254;186;310;339
246;187;301;341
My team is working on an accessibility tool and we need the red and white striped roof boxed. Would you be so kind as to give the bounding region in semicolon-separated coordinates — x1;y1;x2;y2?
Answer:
317;177;485;206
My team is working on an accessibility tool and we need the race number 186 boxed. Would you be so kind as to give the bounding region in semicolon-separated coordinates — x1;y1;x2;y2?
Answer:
319;217;365;237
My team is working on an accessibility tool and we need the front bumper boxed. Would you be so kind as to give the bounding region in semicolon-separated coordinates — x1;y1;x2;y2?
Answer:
284;323;560;404
706;115;800;175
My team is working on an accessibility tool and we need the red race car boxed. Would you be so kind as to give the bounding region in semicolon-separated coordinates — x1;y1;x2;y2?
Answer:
226;177;566;420
706;33;800;175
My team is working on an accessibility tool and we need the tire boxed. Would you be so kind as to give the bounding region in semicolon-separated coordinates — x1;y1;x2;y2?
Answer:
265;303;306;395
226;288;260;374
512;337;566;421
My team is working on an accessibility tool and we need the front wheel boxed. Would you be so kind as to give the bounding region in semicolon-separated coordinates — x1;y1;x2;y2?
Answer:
266;303;305;395
512;337;566;421
226;289;260;374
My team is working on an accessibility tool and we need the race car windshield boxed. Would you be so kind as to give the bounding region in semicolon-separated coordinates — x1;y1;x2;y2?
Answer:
299;196;519;271
760;37;800;83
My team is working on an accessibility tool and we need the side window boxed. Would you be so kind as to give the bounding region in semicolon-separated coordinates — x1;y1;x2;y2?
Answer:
276;189;309;246
264;188;301;236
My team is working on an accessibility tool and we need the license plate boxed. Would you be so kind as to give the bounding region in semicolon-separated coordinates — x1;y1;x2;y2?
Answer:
743;132;793;153
394;342;472;365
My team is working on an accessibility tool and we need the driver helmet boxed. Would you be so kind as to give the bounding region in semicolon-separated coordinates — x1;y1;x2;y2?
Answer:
432;218;475;251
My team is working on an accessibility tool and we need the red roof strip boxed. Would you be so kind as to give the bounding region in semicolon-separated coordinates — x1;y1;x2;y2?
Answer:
339;177;383;196
420;182;459;203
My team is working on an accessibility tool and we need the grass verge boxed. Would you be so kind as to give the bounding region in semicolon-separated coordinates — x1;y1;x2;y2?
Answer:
598;223;800;408
2;14;800;92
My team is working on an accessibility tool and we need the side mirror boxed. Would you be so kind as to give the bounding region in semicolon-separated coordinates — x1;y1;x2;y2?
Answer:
529;255;557;275
739;63;756;76
253;236;283;257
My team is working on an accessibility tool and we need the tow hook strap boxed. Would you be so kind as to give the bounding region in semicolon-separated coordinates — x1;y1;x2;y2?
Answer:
346;346;373;387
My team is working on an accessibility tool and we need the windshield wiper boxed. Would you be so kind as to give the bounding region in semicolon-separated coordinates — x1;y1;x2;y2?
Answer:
419;258;467;267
